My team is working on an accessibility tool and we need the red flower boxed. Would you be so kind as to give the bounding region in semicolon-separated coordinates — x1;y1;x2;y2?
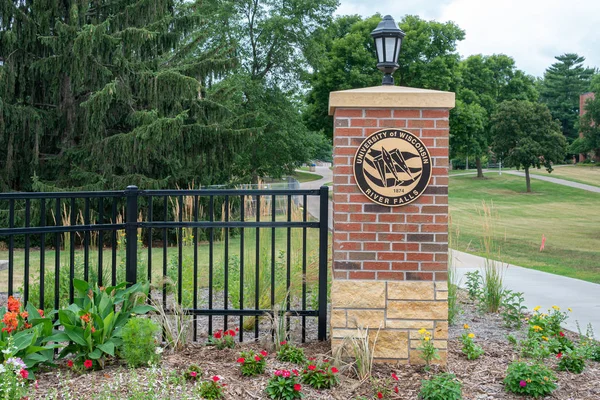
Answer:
254;355;261;362
394;386;399;394
67;360;74;368
20;312;29;319
331;367;338;373
213;331;222;339
80;313;91;324
237;357;245;363
292;369;299;376
260;350;268;357
392;372;398;381
84;359;93;369
227;329;236;336
280;341;287;345
559;331;565;337
377;392;383;399
556;352;563;359
308;365;316;371
19;369;28;379
223;330;230;336
235;327;239;332
294;384;301;391
212;376;220;382
190;371;197;378
38;309;44;317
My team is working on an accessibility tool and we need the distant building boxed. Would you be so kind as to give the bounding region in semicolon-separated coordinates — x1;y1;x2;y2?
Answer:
579;92;595;162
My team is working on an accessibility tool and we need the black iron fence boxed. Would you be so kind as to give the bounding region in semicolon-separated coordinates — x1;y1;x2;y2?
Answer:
0;186;329;342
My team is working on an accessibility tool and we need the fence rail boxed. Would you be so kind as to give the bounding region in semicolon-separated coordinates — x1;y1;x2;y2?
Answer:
0;186;329;342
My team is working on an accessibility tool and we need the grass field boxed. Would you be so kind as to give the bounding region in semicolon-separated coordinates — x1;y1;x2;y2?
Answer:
291;170;322;183
529;165;600;187
449;174;600;283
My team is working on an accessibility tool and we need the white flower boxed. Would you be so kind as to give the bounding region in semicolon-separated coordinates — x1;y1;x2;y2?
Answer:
155;347;164;355
0;364;5;373
6;357;26;370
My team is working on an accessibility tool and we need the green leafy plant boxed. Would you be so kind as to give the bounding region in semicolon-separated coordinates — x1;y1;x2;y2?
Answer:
119;317;161;367
576;322;600;361
419;372;462;400
519;336;551;361
0;297;57;370
556;349;585;374
504;361;557;398
265;369;302;400
371;376;396;399
301;360;339;389
47;279;153;369
459;327;484;360
196;376;225;399
237;350;267;376
417;328;439;370
501;290;526;328
207;328;237;350
185;364;202;382
464;271;482;302
0;350;31;399
276;342;306;364
528;305;568;338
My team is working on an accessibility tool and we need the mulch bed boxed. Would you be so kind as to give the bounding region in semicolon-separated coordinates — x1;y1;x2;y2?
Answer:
33;292;600;399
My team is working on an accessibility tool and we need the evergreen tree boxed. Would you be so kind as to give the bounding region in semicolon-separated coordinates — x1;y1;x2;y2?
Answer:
0;0;243;191
539;53;596;143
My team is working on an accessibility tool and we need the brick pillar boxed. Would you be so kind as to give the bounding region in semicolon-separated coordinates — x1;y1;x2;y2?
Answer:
328;86;454;365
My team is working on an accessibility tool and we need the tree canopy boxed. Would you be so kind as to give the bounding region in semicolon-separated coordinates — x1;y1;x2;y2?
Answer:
491;100;566;192
574;75;600;160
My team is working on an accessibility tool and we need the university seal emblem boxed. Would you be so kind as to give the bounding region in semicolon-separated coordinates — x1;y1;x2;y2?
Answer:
353;128;432;207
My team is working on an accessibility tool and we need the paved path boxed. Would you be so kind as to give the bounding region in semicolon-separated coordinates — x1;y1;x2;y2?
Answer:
451;167;600;194
296;167;333;230
452;250;600;333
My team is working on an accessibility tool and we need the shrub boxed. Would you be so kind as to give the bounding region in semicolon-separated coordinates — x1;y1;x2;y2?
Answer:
196;376;225;400
556;349;585;374
237;350;267;376
419;372;462;400
417;328;439;370
528;306;568;338
504;361;557;398
301;360;338;389
500;290;526;328
208;328;237;350
460;327;484;360
265;370;302;400
464;271;482;302
276;342;305;364
119;317;161;367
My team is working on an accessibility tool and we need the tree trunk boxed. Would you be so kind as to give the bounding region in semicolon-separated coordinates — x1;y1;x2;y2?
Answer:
525;166;531;193
475;156;484;178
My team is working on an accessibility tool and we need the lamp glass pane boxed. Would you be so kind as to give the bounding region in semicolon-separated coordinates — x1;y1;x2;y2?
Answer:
375;37;384;63
385;37;397;63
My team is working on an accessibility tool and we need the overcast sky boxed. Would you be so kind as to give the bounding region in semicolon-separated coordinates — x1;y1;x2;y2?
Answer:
336;0;600;77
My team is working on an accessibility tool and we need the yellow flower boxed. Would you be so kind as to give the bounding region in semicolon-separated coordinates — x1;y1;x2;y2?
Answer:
526;379;532;383
542;336;548;341
532;325;543;332
543;377;549;381
552;305;560;311
541;313;548;318
463;324;470;330
468;333;475;339
568;308;572;312
533;306;541;312
424;336;430;341
418;328;427;335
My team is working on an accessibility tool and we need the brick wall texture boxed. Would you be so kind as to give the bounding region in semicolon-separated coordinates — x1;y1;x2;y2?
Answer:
332;107;449;282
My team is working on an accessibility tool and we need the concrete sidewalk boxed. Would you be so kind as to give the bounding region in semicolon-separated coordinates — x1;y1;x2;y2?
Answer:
296;166;333;231
452;250;600;333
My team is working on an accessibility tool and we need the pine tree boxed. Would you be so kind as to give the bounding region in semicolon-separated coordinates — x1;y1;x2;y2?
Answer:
0;0;243;191
539;53;596;143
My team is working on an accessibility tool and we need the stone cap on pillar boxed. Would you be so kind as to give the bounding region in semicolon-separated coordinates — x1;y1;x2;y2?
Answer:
329;85;455;115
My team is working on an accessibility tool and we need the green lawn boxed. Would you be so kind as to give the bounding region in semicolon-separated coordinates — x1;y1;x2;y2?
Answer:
449;174;600;283
291;171;322;183
529;165;600;188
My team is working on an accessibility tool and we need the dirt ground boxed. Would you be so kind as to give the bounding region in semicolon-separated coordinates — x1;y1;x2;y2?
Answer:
33;293;600;399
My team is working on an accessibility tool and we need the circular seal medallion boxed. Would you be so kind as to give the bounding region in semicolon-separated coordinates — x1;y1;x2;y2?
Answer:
353;128;432;207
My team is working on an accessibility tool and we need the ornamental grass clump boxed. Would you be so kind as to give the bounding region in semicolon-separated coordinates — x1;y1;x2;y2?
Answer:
208;328;238;350
419;372;462;400
301;360;339;389
265;369;302;400
504;360;557;398
417;328;439;370
460;324;484;360
237;350;267;376
276;341;306;364
196;376;225;400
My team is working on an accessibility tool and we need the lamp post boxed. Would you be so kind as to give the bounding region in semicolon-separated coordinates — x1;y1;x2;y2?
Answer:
371;15;405;86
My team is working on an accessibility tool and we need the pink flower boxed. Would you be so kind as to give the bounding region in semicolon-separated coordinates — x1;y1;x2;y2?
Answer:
392;372;398;381
237;357;245;363
377;392;383;399
84;359;93;369
331;367;338;374
519;380;527;387
190;371;197;377
212;376;220;382
294;384;301;391
282;370;290;378
308;365;316;371
19;369;28;379
556;353;563;359
274;370;283;376
260;350;268;357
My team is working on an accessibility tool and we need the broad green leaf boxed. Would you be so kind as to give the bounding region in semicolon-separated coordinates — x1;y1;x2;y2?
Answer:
73;279;89;295
97;341;115;356
65;327;87;347
130;305;155;314
44;332;70;343
13;331;35;351
89;348;103;359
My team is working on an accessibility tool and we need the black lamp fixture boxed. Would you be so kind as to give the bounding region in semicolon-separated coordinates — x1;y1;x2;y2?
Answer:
371;15;405;86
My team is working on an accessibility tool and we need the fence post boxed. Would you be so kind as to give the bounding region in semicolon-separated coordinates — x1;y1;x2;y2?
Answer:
125;186;139;285
318;185;329;341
